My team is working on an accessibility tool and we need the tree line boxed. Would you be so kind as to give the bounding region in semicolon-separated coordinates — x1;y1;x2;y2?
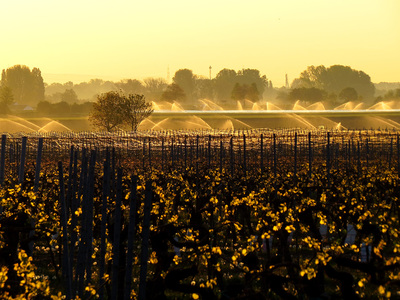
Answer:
1;64;400;115
43;68;272;110
36;101;93;117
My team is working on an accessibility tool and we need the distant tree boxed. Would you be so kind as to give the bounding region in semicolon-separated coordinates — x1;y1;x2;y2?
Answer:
297;65;326;88
195;77;214;100
143;77;168;101
1;65;45;106
291;77;314;89
339;87;358;102
115;79;145;95
70;101;93;115
161;83;186;102
45;92;63;103
89;91;125;131
214;69;237;103
37;100;93;116
382;89;400;100
61;89;79;103
296;65;375;100
263;80;276;98
63;81;74;89
32;67;45;103
231;83;259;109
173;69;196;105
46;84;79;103
214;68;267;104
326;92;339;108
52;101;71;116
247;83;260;102
275;87;290;104
121;94;154;131
231;83;247;101
73;79;117;101
0;86;14;114
288;87;327;104
36;101;52;115
236;69;267;99
45;83;65;101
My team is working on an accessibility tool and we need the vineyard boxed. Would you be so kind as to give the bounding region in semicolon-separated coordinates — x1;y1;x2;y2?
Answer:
0;129;400;299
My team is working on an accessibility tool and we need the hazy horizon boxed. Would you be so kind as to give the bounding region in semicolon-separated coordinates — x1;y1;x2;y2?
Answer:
41;69;400;87
2;0;400;87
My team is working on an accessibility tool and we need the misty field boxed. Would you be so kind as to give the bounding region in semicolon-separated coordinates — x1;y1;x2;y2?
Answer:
3;106;400;133
0;129;400;299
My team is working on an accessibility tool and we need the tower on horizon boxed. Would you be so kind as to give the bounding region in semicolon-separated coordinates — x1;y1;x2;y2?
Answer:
209;66;212;80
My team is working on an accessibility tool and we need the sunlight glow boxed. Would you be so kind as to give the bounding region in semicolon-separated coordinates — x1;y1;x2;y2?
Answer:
0;0;398;85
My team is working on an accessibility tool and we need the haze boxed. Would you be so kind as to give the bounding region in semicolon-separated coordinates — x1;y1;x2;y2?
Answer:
1;0;399;86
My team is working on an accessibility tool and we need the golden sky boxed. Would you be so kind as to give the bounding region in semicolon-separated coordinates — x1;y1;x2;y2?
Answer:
1;0;399;86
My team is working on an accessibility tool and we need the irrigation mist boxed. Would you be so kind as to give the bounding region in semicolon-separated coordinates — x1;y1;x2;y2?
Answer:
143;99;400;131
2;99;400;133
